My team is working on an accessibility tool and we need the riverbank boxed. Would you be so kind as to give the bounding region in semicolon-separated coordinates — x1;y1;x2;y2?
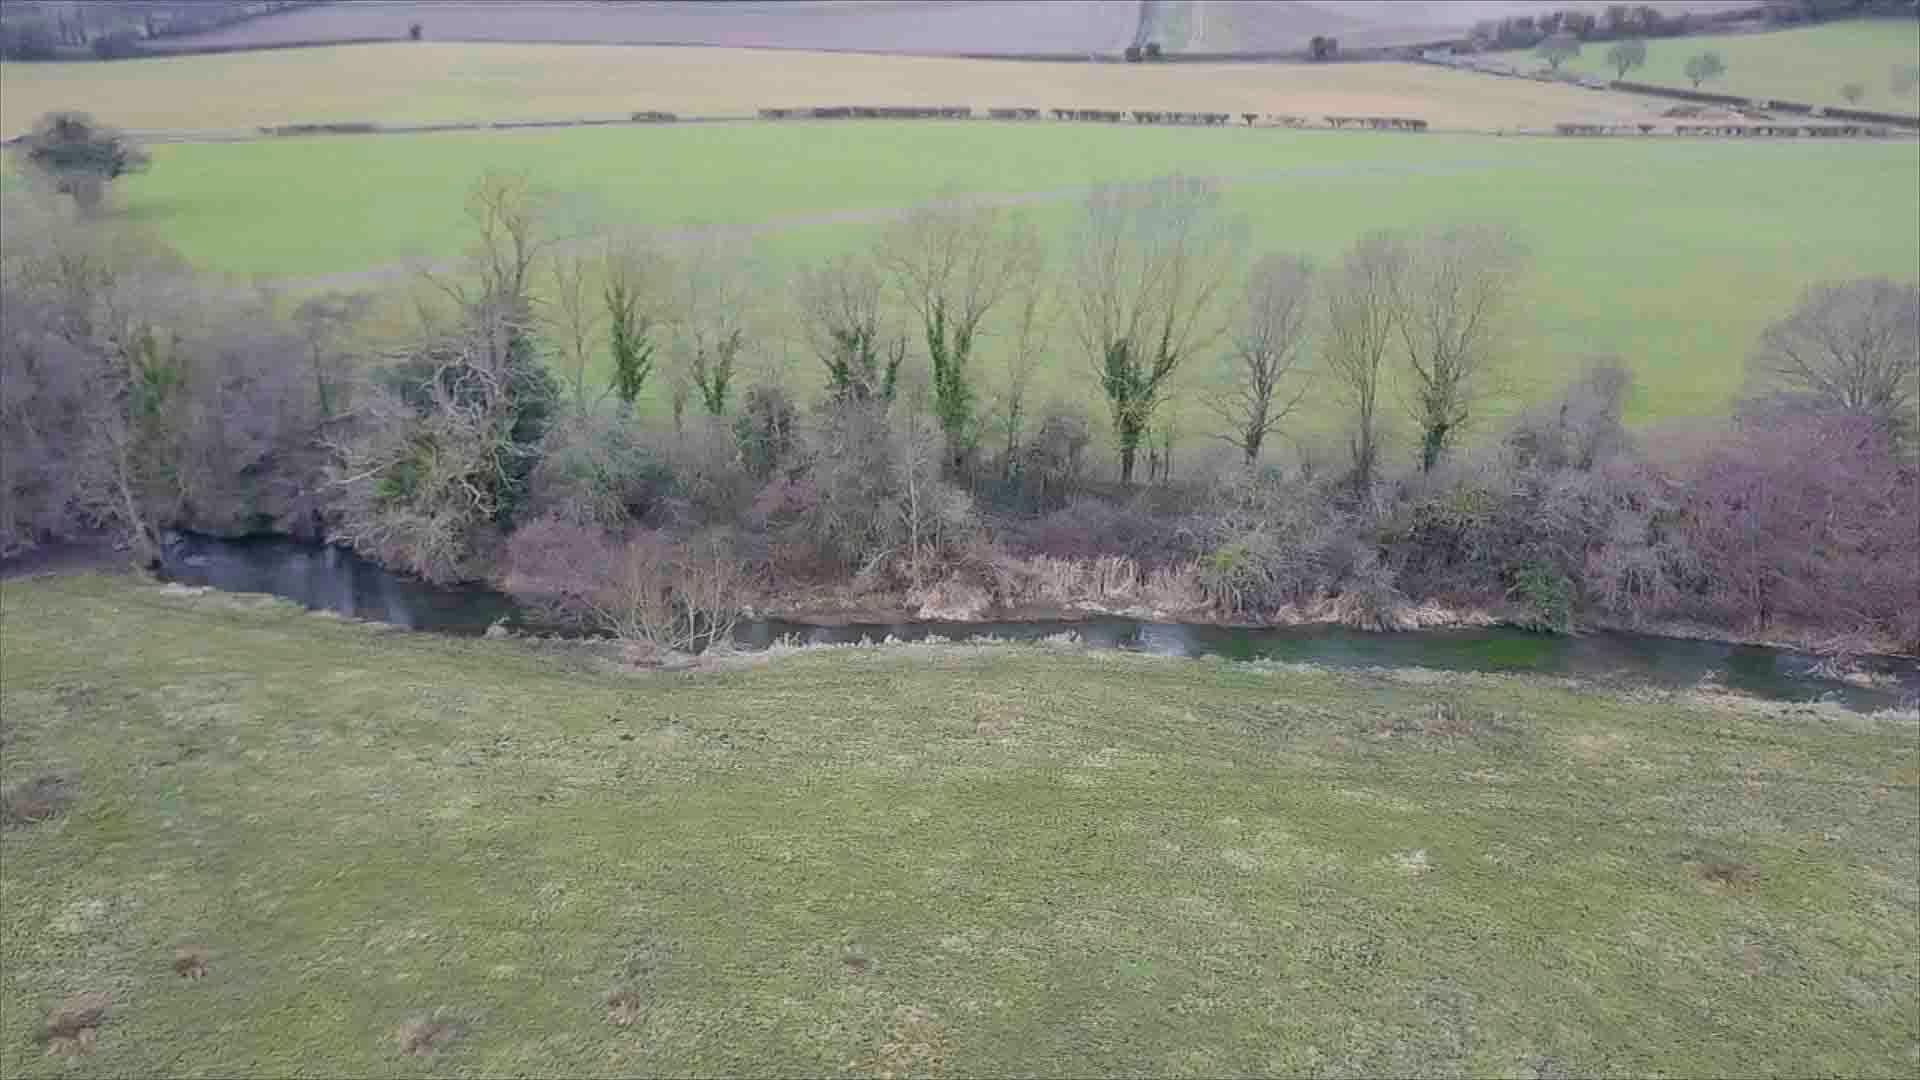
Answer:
2;572;1914;1076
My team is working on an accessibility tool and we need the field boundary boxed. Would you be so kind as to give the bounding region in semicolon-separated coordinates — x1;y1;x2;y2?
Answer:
37;104;1905;148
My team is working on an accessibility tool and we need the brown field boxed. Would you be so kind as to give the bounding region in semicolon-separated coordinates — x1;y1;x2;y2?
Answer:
0;41;1685;139
143;0;1142;56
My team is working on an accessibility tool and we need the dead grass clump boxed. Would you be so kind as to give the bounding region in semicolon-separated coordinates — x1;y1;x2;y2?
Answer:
854;1005;950;1079
1698;860;1759;890
40;993;109;1055
394;1009;461;1056
2;774;73;827
1421;701;1475;738
604;987;645;1027
173;946;210;980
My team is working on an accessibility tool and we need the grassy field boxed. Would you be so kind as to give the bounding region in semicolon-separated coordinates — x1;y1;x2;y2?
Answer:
96;121;1920;429
0;41;1678;139
1548;20;1920;114
1;574;1915;1076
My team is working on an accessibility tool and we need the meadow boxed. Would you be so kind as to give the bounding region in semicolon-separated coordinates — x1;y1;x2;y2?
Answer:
102;120;1920;429
1;574;1915;1076
1549;19;1920;113
0;40;1675;139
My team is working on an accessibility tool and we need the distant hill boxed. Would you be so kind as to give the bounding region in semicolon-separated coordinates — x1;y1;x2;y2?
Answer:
135;1;1143;57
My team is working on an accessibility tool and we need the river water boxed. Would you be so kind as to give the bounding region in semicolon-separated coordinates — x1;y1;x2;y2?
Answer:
155;532;1920;712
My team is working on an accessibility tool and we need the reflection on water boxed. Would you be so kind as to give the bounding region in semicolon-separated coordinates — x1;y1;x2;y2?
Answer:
159;533;1920;713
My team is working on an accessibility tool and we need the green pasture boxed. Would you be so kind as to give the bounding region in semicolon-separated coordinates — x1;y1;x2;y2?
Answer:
2;574;1916;1076
104;121;1920;434
1549;19;1920;112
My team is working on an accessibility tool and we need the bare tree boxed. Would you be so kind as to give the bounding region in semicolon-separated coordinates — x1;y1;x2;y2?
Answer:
1208;253;1315;467
1324;231;1405;492
670;229;753;416
877;202;1041;472
994;263;1056;476
1068;175;1240;486
428;171;550;330
1751;277;1919;443
543;249;604;409
1391;224;1525;472
292;291;372;421
796;252;904;404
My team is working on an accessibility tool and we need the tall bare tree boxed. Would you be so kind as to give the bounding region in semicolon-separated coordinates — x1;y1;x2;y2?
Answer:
670;228;752;417
796;252;904;404
1751;277;1919;444
1391;224;1525;472
1208;253;1315;467
1325;231;1405;492
877;202;1041;472
1068;175;1240;486
543;249;603;409
995;262;1056;475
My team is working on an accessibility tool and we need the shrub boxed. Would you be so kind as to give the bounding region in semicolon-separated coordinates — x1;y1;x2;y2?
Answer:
732;383;798;481
526;408;673;529
766;401;975;581
503;517;748;653
1680;404;1918;641
1124;44;1142;62
91;31;142;60
1506;561;1574;633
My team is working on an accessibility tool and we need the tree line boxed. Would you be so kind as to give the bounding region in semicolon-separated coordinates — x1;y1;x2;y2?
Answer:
4;135;1915;656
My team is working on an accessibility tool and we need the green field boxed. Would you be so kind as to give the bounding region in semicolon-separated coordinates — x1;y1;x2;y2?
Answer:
108;121;1920;428
1550;20;1920;113
1;574;1915;1076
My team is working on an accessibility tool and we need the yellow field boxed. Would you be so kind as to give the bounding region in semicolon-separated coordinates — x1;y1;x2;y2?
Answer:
0;41;1679;138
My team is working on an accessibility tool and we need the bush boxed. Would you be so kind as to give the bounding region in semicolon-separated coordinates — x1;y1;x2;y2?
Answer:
1013;496;1198;565
503;517;747;653
91;31;143;60
1124;44;1143;62
526;408;674;529
763;401;976;582
1506;561;1574;633
732;383;798;481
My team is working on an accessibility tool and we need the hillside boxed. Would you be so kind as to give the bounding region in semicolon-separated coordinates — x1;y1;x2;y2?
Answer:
2;574;1915;1076
137;0;1142;56
1538;19;1920;113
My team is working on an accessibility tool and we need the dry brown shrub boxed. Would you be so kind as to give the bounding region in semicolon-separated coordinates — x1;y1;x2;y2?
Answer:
853;1005;950;1079
2;774;73;827
41;993;109;1055
173;946;210;979
394;1010;461;1056
603;987;645;1027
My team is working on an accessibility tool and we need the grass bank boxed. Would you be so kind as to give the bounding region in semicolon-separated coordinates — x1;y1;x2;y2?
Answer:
2;574;1915;1076
1542;19;1920;114
103;122;1920;427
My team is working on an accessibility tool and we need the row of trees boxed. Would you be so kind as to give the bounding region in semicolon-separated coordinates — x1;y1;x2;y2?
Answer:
4;159;1914;651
